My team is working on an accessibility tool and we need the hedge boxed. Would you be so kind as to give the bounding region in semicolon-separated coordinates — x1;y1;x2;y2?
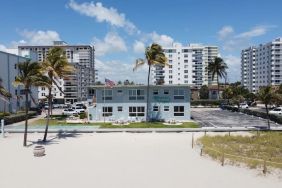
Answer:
191;100;226;107
1;111;37;125
222;105;282;124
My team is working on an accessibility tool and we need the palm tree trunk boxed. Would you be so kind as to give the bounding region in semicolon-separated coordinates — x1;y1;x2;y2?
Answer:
146;65;151;122
23;88;29;147
217;74;220;100
43;89;51;142
265;104;270;130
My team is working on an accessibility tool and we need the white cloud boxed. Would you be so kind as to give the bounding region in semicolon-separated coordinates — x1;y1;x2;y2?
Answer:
133;40;145;54
219;25;276;51
223;55;241;82
68;0;139;34
0;44;8;52
10;30;61;47
95;59;147;83
93;32;127;56
218;26;234;40
149;31;174;47
235;26;271;38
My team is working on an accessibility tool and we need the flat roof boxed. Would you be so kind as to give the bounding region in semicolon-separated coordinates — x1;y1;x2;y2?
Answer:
89;84;191;89
0;50;29;59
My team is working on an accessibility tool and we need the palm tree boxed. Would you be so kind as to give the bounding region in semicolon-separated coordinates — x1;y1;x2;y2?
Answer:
14;60;43;146
0;77;12;103
257;86;275;130
41;47;74;142
133;43;168;122
208;57;228;99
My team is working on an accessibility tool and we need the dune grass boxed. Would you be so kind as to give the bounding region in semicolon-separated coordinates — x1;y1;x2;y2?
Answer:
198;132;282;170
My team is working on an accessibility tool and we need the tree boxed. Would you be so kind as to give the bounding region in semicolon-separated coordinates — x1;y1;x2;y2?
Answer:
41;47;74;142
0;77;12;112
208;57;228;99
222;87;233;104
117;80;122;85
257;86;275;130
199;85;209;99
230;85;249;109
14;60;43;146
133;43;168;122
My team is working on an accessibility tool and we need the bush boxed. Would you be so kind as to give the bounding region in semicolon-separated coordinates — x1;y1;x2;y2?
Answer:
191;100;225;107
2;111;37;125
222;105;282;124
0;112;11;118
79;112;87;119
50;114;68;120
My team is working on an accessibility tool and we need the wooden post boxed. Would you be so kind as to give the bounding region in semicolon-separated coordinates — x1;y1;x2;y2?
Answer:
204;130;207;136
263;160;267;174
221;152;225;166
192;133;194;148
228;131;230;136
200;147;203;156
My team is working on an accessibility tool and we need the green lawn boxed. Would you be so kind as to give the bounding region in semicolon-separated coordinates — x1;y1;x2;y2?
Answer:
30;119;199;128
198;132;282;170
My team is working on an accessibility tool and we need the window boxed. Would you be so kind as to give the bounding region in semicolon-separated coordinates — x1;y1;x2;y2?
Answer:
153;90;159;95
184;60;188;63
103;107;113;117
102;90;113;100
42;87;45;91
169;65;173;68
169;70;173;73
129;89;145;100
164;89;169;95
164;106;169;111
169;75;173;79
129;106;145;116
184;70;188;73
174;106;184;116
41;93;45;97
153;106;159;111
117;106;123;112
117;90;123;94
174;89;184;99
14;64;17;69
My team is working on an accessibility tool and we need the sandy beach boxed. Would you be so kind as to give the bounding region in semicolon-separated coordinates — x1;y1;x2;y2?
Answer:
0;132;281;188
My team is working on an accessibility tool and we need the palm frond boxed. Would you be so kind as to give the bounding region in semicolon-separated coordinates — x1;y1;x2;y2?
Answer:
133;58;145;71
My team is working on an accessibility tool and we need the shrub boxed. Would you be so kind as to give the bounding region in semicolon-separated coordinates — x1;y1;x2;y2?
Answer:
2;111;37;125
222;105;282;124
50;114;68;120
79;112;87;119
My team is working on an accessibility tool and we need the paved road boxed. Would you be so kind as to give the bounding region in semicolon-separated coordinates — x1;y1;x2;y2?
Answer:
191;108;281;128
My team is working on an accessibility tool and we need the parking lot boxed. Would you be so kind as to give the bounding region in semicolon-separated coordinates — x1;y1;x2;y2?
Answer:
191;108;281;128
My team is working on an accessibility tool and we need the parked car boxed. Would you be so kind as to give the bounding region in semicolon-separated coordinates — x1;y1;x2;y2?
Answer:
62;109;78;115
240;103;249;109
72;106;85;113
269;107;282;115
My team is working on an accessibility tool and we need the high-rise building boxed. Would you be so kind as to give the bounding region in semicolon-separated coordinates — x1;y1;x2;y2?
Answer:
241;38;282;93
151;43;219;87
18;41;95;104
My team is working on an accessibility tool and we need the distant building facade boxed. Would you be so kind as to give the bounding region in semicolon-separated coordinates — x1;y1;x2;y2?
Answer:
88;85;191;122
151;43;219;87
0;51;38;112
18;41;96;104
242;38;282;93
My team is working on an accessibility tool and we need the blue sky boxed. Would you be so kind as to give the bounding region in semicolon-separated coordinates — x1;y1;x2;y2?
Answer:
0;0;281;83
